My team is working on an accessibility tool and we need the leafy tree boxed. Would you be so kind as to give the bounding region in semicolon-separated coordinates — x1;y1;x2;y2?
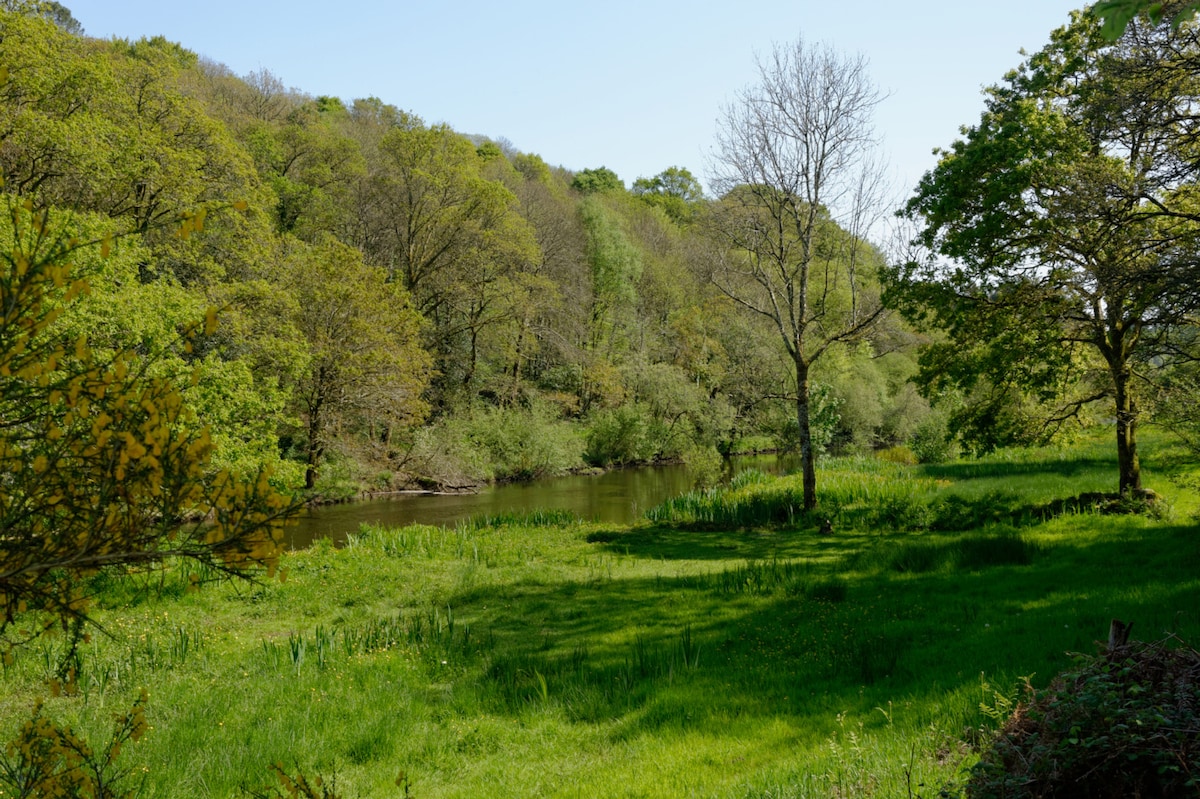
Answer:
0;9;114;208
358;118;541;403
508;160;587;397
570;166;623;194
242;98;366;237
1091;0;1200;39
281;236;431;490
0;202;296;653
0;0;80;33
0;12;264;280
104;37;260;238
706;37;889;511
632;166;705;224
579;195;642;359
893;10;1200;495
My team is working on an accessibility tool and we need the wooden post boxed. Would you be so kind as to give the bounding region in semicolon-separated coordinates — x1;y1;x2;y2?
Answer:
1107;619;1132;653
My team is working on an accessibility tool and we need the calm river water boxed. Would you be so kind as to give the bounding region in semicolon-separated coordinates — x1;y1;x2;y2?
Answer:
287;454;796;548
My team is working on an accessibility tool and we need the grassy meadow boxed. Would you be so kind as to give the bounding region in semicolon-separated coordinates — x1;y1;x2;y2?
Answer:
2;434;1198;798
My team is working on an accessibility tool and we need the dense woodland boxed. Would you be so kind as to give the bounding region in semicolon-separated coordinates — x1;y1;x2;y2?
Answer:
3;1;1200;502
0;4;941;500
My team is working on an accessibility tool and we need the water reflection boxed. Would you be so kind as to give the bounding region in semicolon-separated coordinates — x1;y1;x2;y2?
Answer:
288;453;796;548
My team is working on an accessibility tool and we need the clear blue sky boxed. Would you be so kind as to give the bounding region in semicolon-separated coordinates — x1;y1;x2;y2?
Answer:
66;1;1085;202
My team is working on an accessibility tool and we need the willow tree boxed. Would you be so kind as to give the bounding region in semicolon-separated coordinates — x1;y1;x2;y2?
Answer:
893;11;1200;495
707;37;889;511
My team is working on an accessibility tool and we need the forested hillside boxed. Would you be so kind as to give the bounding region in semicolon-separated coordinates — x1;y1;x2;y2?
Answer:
0;4;930;497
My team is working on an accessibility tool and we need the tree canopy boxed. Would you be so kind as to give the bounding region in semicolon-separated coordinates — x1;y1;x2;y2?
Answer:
1090;0;1200;39
892;9;1200;494
0;3;933;508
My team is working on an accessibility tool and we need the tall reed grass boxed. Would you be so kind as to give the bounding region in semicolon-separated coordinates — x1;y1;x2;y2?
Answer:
646;458;944;531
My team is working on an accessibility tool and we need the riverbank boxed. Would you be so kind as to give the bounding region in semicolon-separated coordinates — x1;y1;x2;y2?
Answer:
288;452;799;548
2;436;1196;797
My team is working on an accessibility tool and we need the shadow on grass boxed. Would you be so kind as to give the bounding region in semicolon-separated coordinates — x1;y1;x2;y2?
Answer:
923;491;1159;533
431;517;1200;743
583;523;868;562
921;456;1114;483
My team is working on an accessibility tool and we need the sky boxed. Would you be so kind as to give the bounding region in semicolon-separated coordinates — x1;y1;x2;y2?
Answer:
65;1;1086;205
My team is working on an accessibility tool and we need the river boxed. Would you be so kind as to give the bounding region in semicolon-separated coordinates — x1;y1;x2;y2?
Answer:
287;454;796;548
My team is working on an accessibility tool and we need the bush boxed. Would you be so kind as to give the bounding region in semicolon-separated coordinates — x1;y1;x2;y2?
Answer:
584;404;655;466
682;444;724;488
463;401;585;481
408;400;585;484
910;411;957;464
964;634;1200;798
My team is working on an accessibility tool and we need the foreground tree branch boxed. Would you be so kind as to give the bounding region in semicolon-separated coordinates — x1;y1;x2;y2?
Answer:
0;200;301;655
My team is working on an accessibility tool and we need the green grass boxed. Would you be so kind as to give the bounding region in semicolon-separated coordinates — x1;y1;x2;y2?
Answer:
1;433;1198;797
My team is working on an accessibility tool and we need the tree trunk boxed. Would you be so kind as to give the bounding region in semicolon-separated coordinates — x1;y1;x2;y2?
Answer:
304;435;322;491
305;374;326;491
463;326;478;389
795;357;817;512
1113;364;1141;495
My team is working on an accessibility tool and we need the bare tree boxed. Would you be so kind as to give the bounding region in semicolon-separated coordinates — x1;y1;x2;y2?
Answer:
706;37;889;511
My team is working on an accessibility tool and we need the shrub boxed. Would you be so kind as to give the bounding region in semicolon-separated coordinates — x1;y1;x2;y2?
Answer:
0;692;149;799
964;634;1200;798
910;411;958;464
463;401;585;481
584;404;654;466
409;400;585;484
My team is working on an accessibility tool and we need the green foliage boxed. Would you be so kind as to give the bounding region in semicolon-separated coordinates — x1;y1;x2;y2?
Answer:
0;203;297;652
0;0;922;500
0;691;149;798
187;355;299;484
1090;0;1200;39
579;196;642;355
406;400;585;484
243;99;366;237
445;401;585;482
0;1;82;34
570;166;623;194
1151;361;1200;462
631;166;704;223
910;407;959;464
776;382;841;455
583;404;655;467
280;235;431;490
893;9;1200;493
621;359;734;460
963;636;1200;798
